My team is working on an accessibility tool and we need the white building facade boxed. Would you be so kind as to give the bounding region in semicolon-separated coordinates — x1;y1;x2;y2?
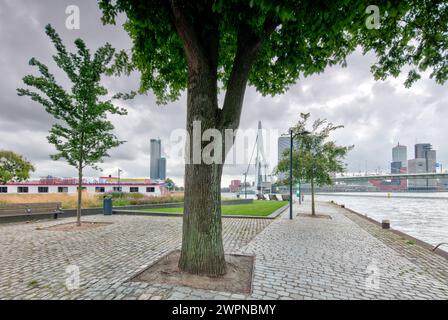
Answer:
0;177;166;196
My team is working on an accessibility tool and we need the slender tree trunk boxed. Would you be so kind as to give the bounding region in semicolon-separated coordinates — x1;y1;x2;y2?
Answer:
311;177;316;216
178;62;227;276
76;165;82;227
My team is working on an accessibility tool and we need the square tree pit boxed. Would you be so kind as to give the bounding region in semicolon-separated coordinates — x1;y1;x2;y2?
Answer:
130;250;255;294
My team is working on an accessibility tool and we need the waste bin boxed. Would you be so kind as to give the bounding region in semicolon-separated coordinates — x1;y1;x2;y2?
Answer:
103;198;112;215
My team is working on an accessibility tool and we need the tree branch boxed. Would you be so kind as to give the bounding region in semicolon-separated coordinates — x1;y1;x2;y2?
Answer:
220;18;279;129
169;0;208;71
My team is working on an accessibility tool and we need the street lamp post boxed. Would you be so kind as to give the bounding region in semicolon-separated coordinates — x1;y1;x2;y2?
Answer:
289;130;310;220
243;172;247;199
117;168;122;192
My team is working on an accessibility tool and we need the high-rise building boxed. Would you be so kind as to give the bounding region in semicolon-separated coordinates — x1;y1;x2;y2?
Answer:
277;136;299;181
390;143;407;189
158;157;166;180
278;136;290;163
415;143;432;159
150;139;166;180
392;143;407;169
408;143;437;189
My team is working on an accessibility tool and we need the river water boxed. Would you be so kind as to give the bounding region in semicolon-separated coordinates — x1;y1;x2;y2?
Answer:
315;192;448;247
223;191;448;247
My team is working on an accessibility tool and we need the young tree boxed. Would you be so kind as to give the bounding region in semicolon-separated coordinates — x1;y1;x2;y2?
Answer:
99;0;448;276
0;150;35;185
165;178;176;191
17;25;128;226
276;113;353;215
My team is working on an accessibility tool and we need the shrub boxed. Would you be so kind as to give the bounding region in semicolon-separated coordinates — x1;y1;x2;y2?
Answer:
103;191;124;199
129;194;184;205
112;198;131;207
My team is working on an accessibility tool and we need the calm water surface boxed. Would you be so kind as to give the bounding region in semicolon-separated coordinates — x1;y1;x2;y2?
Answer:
223;192;448;247
315;192;448;247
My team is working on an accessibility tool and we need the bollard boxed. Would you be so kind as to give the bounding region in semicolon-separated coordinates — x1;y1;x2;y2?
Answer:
382;219;390;229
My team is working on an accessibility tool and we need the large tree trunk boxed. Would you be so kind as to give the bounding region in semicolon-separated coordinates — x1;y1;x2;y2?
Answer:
311;177;316;216
170;1;271;276
178;61;227;276
179;162;226;276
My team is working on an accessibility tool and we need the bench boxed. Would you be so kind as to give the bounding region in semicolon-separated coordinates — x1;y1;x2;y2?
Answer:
268;194;279;201
0;202;63;222
281;194;290;201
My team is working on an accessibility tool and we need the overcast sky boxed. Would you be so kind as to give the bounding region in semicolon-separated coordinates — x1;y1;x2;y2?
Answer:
1;0;447;187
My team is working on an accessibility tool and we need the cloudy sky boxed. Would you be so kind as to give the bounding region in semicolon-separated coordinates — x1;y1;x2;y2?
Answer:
1;0;447;187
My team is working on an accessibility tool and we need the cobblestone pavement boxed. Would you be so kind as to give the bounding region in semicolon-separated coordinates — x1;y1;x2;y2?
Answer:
242;202;448;300
0;202;447;300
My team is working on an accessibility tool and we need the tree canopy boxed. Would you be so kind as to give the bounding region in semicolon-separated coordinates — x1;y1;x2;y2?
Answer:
0;150;35;185
276;113;353;215
17;24;127;172
276;113;353;186
99;0;447;104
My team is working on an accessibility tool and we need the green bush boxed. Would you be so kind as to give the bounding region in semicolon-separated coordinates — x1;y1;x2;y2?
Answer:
103;191;125;199
129;194;184;205
125;192;145;200
112;198;131;206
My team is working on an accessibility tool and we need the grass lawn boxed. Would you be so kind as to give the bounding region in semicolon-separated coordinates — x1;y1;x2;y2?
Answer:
141;200;288;217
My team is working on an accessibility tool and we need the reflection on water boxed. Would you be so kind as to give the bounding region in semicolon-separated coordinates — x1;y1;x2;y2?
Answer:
316;193;448;246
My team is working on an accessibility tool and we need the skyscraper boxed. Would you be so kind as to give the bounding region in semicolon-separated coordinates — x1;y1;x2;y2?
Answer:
158;157;166;180
392;143;407;169
150;139;167;180
408;143;436;189
277;136;290;181
414;143;432;159
277;135;299;181
390;143;407;189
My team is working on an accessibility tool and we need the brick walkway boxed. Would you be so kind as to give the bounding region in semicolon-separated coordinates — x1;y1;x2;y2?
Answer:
0;202;447;300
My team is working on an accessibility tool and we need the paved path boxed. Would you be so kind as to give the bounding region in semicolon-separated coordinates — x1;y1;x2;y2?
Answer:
0;201;447;300
242;202;448;300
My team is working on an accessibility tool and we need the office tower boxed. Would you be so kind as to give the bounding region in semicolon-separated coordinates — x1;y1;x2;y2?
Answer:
392;143;407;169
158;157;166;180
278;136;290;163
408;143;437;189
426;150;437;173
414;143;437;173
150;139;167;180
414;143;432;159
277;136;292;181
